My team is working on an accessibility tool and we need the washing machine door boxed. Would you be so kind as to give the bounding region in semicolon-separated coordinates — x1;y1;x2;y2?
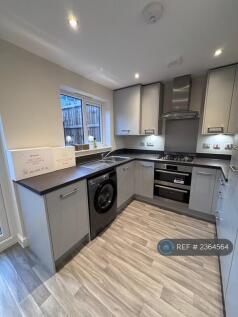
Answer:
94;179;117;214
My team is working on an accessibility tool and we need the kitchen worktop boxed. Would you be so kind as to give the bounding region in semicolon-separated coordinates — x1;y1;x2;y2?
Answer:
15;152;230;195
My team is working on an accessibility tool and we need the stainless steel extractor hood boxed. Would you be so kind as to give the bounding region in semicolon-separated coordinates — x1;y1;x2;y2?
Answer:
163;75;199;119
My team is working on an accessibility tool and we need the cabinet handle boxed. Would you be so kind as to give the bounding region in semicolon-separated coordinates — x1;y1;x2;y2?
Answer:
219;178;225;186
144;129;155;135
60;188;80;199
196;172;213;176
123;167;129;171
121;129;130;133
156;169;190;176
207;127;224;134
155;184;188;193
142;165;153;168
230;165;238;173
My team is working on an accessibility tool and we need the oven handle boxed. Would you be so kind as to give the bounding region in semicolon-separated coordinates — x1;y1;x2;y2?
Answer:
155;169;190;177
155;184;188;193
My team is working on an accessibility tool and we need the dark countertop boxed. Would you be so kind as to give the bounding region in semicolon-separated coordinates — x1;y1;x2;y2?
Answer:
15;153;230;196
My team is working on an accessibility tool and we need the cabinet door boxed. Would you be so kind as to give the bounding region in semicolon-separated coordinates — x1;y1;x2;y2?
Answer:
46;180;89;260
135;161;154;198
217;169;238;295
141;83;162;135
225;229;238;317
189;167;217;213
228;65;238;134
116;162;134;208
202;65;236;134
114;85;141;135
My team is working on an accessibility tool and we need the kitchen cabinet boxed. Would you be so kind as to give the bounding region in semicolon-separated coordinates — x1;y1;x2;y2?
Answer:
141;83;162;135
114;85;141;135
228;65;238;134
202;65;236;134
46;180;89;261
16;179;90;273
189;167;217;214
116;162;134;208
216;167;238;297
225;229;238;317
134;161;154;198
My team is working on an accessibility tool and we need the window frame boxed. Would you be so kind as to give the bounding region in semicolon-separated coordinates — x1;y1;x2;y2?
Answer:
60;91;103;146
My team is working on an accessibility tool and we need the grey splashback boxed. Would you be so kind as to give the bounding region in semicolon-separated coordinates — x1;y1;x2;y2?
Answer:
165;118;199;153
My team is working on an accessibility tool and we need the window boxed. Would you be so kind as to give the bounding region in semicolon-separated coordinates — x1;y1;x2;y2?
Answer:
60;93;102;145
86;104;101;142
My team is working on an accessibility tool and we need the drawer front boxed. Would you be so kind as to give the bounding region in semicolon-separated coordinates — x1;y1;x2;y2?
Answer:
154;184;190;203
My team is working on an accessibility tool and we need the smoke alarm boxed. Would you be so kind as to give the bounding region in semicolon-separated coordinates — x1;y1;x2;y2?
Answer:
142;2;164;24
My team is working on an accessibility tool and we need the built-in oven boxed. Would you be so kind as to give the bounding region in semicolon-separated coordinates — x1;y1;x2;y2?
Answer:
154;163;192;203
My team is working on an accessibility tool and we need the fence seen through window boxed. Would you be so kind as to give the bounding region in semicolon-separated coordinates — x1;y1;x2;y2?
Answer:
60;94;102;145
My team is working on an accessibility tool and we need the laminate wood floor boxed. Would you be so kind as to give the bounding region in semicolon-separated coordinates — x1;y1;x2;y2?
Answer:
0;200;223;317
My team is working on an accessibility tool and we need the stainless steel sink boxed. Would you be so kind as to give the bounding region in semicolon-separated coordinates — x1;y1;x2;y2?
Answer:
81;156;130;170
102;156;130;162
81;160;114;170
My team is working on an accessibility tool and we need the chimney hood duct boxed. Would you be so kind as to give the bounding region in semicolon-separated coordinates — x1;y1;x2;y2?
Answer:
162;75;199;120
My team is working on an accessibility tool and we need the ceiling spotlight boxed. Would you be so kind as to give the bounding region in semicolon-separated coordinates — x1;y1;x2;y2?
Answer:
68;15;79;30
135;73;140;79
214;48;223;57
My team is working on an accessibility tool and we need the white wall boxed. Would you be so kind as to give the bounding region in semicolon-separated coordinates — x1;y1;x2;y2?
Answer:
0;39;121;150
119;75;234;155
0;38;123;246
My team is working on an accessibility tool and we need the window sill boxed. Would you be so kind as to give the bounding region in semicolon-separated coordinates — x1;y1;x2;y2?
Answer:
75;146;112;158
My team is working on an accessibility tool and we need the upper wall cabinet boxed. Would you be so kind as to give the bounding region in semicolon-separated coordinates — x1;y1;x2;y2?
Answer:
114;85;141;135
202;65;237;134
141;83;162;135
114;83;163;135
228;66;238;134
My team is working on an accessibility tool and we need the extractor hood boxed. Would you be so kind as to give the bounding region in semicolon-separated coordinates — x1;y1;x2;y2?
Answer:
163;75;199;120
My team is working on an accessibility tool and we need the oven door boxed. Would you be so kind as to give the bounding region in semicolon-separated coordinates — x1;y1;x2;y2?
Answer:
154;169;191;186
154;184;190;203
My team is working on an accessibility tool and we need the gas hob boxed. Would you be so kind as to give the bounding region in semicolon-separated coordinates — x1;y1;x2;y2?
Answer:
158;154;194;162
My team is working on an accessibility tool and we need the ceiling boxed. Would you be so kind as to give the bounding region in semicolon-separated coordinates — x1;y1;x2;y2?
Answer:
0;0;238;89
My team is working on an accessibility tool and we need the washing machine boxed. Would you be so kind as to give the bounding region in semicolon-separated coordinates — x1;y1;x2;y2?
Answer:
87;169;117;239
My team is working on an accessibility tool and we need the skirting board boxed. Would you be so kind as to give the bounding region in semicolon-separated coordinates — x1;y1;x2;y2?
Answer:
117;194;215;223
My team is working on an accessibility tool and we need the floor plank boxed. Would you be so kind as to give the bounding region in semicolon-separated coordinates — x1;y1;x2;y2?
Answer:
0;200;223;316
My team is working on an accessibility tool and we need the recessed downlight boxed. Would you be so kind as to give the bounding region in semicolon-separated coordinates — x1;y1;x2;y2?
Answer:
134;73;140;79
214;48;223;57
68;15;79;30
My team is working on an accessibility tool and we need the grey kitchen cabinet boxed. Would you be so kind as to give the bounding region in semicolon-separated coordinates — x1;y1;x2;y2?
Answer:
202;65;236;134
189;167;217;214
225;229;238;317
228;65;238;134
141;83;162;135
16;179;90;273
134;161;154;198
216;167;238;297
114;85;141;135
116;162;134;208
46;179;90;261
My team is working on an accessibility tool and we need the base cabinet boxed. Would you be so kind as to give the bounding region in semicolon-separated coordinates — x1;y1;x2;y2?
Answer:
116;162;134;208
17;179;90;273
134;161;154;198
225;229;238;317
46;180;90;261
189;167;217;214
